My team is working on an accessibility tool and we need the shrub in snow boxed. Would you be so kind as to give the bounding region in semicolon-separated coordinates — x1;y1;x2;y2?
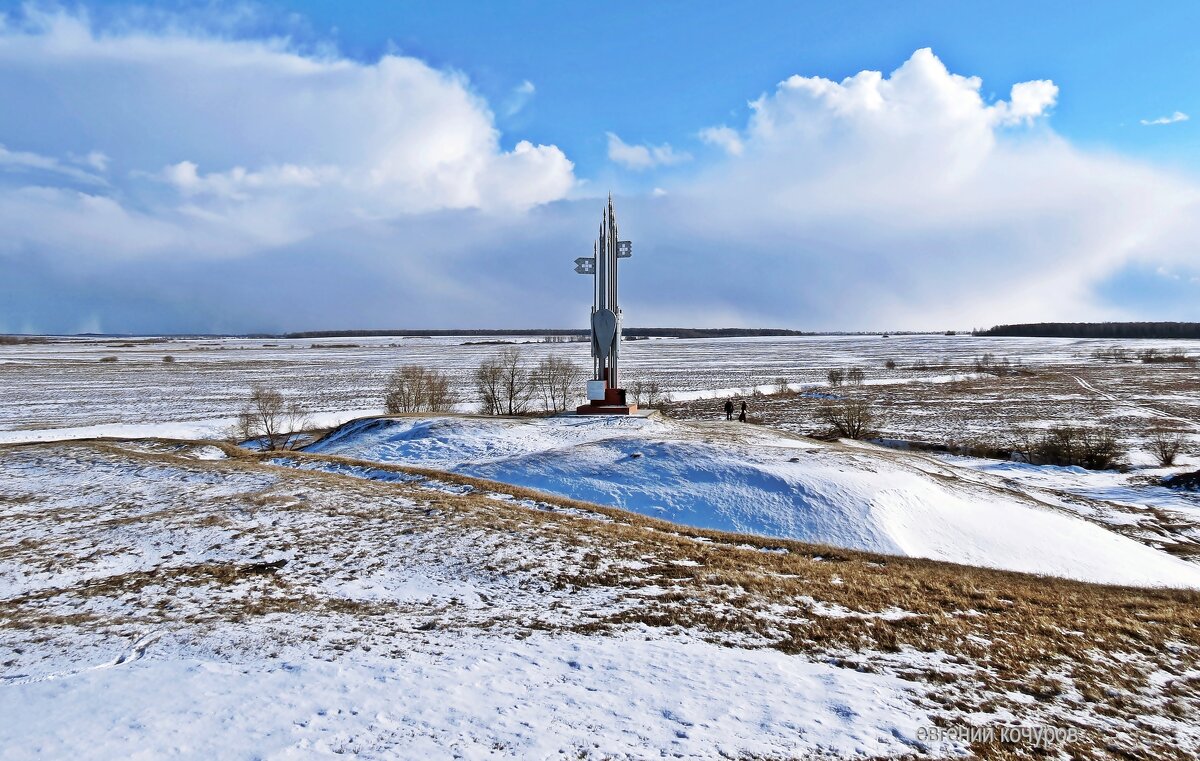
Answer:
1009;425;1123;470
818;397;875;440
1148;427;1187;467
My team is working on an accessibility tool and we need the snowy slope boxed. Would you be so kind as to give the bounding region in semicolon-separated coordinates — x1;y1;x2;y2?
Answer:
307;415;1200;588
0;442;964;760
1;630;946;760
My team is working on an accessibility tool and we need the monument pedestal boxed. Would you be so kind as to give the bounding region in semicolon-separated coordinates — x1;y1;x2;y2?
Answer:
576;386;638;415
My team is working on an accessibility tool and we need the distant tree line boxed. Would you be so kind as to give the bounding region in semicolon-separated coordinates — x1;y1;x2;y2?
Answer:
974;322;1200;340
283;327;809;340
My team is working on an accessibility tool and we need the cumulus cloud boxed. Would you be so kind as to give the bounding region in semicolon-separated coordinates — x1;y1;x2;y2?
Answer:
1141;111;1189;126
993;79;1059;125
0;6;580;330
633;48;1200;328
0;7;573;222
606;132;691;170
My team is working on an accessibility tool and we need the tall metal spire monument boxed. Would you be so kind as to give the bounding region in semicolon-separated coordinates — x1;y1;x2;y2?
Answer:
574;194;637;415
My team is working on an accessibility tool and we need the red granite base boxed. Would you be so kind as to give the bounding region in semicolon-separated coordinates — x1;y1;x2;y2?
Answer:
577;385;636;415
575;403;639;415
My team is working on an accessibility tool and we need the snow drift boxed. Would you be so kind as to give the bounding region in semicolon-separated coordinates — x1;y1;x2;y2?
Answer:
306;415;1200;588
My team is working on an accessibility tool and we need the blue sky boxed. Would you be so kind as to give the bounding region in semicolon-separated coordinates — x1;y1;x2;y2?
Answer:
0;1;1198;332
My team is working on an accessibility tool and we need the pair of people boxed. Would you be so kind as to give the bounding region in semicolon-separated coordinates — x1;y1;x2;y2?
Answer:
723;399;748;422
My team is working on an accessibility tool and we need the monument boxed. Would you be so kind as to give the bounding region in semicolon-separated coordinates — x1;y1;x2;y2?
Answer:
574;194;637;415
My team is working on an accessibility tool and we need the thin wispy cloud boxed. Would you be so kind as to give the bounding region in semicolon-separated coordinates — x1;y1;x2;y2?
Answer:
606;133;691;170
1140;111;1189;126
502;79;536;117
0;144;108;185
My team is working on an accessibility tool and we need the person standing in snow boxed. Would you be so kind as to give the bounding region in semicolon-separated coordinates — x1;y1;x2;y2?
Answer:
739;401;748;423
724;399;734;420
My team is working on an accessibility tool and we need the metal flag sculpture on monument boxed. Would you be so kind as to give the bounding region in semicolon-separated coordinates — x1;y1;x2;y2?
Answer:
575;194;637;415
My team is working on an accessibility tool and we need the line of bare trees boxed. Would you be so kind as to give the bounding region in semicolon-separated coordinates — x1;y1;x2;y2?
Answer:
380;348;587;416
230;345;671;450
475;347;585;414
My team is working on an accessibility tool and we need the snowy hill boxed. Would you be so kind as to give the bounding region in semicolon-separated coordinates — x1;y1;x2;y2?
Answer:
307;414;1200;588
5;438;1200;758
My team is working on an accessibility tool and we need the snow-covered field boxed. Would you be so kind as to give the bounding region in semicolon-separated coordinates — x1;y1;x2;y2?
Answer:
3;333;1200;444
306;414;1200;588
4;333;1200;758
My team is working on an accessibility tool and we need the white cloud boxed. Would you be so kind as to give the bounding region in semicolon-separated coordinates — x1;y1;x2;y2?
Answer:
1141;111;1189;126
698;126;743;156
606;132;691;170
503;79;536;116
0;6;581;332
632;48;1200;329
0;143;106;185
993;79;1058;125
162;160;336;200
0;6;573;225
79;151;110;172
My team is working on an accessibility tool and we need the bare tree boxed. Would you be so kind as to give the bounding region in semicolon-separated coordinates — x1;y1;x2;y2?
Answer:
534;356;584;413
475;357;505;415
629;379;644;406
827;368;845;387
385;365;456;413
818;397;875;440
476;347;533;415
498;347;533;415
643;381;664;408
1148;427;1186;467
628;379;666;409
233;384;309;450
847;367;865;386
